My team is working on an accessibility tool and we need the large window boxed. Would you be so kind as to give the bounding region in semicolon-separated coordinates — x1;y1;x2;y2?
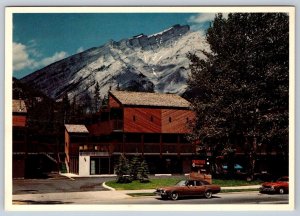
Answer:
90;157;110;174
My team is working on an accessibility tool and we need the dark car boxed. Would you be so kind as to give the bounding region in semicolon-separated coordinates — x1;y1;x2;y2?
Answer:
259;176;289;194
154;179;221;200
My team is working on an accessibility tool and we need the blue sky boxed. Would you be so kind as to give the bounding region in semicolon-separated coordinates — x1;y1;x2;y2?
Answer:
13;13;215;79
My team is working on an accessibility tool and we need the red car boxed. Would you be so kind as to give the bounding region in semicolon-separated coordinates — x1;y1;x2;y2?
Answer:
154;179;221;200
259;176;289;194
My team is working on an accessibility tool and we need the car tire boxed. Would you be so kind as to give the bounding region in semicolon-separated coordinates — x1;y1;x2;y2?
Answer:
204;191;212;199
278;188;285;194
170;192;179;200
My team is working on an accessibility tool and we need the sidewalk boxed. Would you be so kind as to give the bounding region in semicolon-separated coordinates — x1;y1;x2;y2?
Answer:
13;183;261;204
60;172;117;179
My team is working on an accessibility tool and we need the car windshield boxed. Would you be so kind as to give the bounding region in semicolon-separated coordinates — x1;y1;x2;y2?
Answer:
176;180;187;186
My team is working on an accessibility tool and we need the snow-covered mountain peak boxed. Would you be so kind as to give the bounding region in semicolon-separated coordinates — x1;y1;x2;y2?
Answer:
21;24;209;102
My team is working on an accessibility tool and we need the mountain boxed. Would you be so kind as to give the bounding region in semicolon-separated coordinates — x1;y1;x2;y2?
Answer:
21;24;209;102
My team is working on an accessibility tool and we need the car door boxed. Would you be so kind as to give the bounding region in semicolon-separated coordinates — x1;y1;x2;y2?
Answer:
184;180;196;196
193;180;206;196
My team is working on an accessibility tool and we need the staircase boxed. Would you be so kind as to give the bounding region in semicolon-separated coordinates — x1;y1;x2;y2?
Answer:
42;152;57;163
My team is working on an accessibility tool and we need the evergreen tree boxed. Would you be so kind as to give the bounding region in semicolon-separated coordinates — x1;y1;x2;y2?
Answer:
115;154;132;183
102;94;109;107
94;82;101;112
137;159;150;183
130;155;141;180
187;13;289;179
62;93;70;123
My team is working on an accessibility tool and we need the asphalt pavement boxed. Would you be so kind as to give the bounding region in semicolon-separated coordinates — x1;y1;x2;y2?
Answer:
12;172;264;205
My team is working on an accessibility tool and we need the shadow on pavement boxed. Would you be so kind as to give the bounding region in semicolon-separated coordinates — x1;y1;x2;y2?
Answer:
13;200;73;205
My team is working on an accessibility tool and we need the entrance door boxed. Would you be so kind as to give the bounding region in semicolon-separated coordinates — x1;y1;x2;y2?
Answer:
90;157;110;175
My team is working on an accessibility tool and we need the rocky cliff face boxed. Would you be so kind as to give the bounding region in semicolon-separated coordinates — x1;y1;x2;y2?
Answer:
21;24;209;102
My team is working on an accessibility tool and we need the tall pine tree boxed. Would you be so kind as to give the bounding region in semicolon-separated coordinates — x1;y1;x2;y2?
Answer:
94;81;101;113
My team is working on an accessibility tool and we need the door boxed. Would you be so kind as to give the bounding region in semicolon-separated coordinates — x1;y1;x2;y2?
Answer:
90;157;110;174
185;180;197;196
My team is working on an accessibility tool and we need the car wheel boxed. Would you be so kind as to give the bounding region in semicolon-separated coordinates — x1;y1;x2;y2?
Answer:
204;191;212;199
278;188;285;194
170;192;179;200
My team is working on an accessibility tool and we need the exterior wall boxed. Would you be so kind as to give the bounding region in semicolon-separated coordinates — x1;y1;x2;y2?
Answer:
162;109;195;134
87;121;112;135
109;95;121;108
123;107;161;133
65;130;70;164
13;127;27;152
13;155;25;178
13;115;27;127
79;155;90;176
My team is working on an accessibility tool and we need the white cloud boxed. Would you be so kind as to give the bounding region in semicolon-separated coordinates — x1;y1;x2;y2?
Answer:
188;13;229;31
13;42;34;71
76;47;84;53
13;41;68;72
37;51;68;67
188;14;216;24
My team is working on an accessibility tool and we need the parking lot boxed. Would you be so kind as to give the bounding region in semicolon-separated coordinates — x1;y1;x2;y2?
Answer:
13;173;115;194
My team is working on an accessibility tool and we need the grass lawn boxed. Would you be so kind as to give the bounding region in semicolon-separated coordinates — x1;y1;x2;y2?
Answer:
105;177;262;190
213;179;262;187
106;177;184;190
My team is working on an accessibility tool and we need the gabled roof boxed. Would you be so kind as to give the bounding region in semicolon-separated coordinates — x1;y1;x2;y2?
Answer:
65;124;89;133
13;99;27;113
110;91;190;108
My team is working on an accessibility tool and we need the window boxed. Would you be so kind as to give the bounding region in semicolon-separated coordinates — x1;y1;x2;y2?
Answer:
169;117;172;123
186;117;189;123
133;115;136;121
187;180;195;186
150;116;153;122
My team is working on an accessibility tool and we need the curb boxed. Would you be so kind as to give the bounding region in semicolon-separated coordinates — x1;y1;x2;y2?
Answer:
102;182;116;191
59;172;75;181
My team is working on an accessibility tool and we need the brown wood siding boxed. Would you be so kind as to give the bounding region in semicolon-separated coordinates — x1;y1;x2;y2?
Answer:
65;130;70;163
123;107;161;133
161;109;195;134
13;115;27;127
13;155;25;178
109;95;121;108
87;121;113;135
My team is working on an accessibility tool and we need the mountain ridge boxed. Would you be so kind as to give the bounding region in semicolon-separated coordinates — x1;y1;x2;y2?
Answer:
20;24;209;102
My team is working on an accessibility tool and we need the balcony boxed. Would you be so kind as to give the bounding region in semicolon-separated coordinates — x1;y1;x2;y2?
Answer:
112;119;123;131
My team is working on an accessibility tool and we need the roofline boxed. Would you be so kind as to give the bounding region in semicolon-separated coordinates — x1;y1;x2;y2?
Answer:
64;124;89;134
109;91;191;109
122;104;191;109
108;91;123;107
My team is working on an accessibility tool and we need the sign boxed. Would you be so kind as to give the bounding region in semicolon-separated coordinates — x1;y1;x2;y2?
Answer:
192;159;206;167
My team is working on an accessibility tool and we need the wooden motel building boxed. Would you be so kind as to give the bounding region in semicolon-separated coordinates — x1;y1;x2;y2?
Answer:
65;91;196;176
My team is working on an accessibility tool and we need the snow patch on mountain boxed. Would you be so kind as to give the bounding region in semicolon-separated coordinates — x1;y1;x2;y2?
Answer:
21;24;209;102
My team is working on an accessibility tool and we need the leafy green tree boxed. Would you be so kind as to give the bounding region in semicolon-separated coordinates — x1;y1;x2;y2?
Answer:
187;13;289;179
137;159;150;183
